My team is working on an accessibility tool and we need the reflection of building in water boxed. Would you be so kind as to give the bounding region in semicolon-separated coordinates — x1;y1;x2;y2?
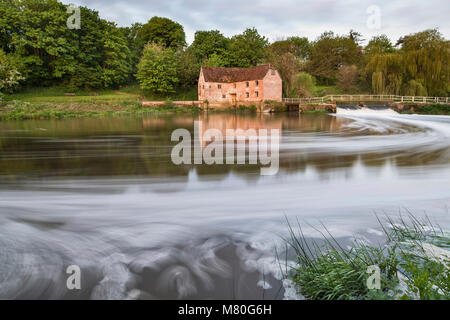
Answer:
197;114;282;149
142;118;167;128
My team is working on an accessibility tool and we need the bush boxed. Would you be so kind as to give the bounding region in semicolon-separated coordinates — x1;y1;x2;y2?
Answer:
0;50;24;93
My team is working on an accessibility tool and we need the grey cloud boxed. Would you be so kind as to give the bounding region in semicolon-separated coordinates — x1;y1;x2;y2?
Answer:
61;0;449;44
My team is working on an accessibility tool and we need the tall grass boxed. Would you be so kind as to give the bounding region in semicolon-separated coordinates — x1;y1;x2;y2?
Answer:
282;212;449;300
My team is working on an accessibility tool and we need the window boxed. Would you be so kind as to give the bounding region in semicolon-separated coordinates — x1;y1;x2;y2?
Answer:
202;85;205;89
255;91;259;98
234;83;236;88
218;84;221;89
256;80;259;86
222;94;226;99
271;69;275;75
246;92;249;98
246;82;249;87
209;85;211;88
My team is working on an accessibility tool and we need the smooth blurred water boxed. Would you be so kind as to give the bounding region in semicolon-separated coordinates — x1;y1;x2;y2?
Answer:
0;111;449;299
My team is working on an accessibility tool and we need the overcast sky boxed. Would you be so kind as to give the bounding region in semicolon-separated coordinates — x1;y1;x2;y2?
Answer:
60;0;449;45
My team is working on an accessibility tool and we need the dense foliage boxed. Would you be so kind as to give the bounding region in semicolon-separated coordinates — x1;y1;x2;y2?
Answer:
136;43;179;94
0;0;448;97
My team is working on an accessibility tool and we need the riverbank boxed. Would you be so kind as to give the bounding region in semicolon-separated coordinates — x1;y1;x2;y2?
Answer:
0;100;202;120
399;104;450;115
1;87;449;120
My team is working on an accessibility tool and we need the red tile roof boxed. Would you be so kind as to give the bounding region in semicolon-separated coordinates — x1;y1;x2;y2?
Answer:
201;64;274;83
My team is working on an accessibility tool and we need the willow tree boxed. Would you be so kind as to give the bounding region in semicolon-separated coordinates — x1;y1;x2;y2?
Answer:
365;53;404;94
398;29;449;96
371;71;384;94
401;42;449;96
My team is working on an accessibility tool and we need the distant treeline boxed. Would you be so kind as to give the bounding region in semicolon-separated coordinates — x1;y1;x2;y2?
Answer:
0;0;449;97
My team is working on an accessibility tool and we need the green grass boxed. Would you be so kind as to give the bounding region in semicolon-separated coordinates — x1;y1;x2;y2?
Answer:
0;99;201;120
312;85;370;97
0;85;201;120
237;104;257;113
301;109;328;114
119;84;198;101
282;212;449;300
401;104;450;115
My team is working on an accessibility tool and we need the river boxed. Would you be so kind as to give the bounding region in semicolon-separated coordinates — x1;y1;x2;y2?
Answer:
0;110;449;299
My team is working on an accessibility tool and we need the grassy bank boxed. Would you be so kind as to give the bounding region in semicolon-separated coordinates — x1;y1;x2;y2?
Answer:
283;213;449;300
0;99;201;120
0;86;202;120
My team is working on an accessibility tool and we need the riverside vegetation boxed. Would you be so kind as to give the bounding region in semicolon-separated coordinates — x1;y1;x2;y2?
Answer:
0;1;448;111
282;213;449;300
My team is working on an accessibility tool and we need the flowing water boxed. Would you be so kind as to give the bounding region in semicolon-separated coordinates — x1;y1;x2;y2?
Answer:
0;109;449;299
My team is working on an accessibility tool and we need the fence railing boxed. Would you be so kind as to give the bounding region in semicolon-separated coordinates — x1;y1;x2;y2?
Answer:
283;95;450;104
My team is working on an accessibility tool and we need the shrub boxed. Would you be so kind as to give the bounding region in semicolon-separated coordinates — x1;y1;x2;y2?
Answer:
0;50;24;93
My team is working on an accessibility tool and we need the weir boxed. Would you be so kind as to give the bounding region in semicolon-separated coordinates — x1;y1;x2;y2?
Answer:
336;106;399;115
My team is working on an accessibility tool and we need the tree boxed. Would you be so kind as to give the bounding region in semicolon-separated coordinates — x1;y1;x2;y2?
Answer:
265;51;301;96
265;37;311;95
137;17;186;50
396;29;445;51
337;65;358;92
203;53;228;67
365;35;395;56
120;23;144;76
177;48;200;87
0;0;77;85
101;23;132;88
190;30;230;62
137;43;179;94
398;29;449;96
290;72;316;97
0;0;133;89
228;28;268;67
307;31;362;85
365;53;403;94
364;29;450;96
266;37;311;60
0;49;24;93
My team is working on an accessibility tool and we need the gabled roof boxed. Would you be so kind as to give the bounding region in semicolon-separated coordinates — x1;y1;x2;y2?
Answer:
201;64;275;83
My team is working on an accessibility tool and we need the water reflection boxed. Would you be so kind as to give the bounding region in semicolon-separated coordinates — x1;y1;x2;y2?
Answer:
1;113;448;182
